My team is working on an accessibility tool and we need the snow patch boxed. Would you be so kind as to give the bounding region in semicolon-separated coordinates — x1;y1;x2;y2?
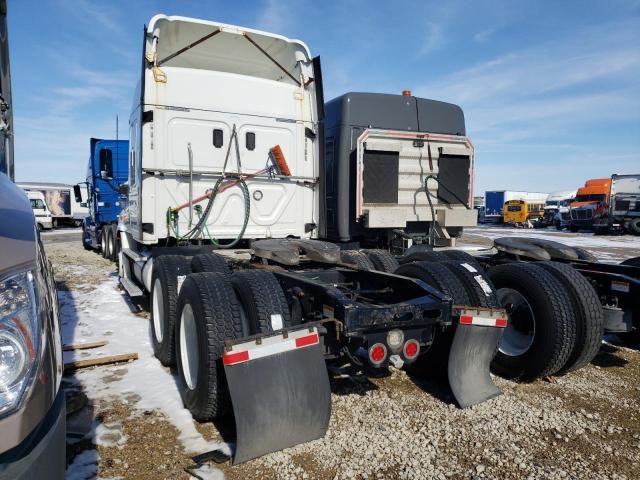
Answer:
60;278;228;455
66;449;99;480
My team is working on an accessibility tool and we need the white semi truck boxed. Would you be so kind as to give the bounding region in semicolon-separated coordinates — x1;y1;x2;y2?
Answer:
116;15;508;464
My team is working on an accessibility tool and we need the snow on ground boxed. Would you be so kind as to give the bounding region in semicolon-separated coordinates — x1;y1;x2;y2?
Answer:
466;226;640;249
60;274;230;459
464;226;640;262
65;450;100;480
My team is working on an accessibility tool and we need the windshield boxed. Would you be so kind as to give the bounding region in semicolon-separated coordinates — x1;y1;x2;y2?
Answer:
575;194;605;202
30;198;46;209
545;201;558;207
507;205;521;212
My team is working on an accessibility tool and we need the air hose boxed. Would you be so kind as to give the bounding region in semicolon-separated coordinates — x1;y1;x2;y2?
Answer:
422;174;472;245
167;176;251;248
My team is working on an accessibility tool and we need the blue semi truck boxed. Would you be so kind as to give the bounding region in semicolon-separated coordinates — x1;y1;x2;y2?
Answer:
74;138;128;261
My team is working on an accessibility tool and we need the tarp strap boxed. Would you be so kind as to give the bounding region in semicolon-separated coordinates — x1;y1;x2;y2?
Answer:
157;28;221;66
243;33;302;87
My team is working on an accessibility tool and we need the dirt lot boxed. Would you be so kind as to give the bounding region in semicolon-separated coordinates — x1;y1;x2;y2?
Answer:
45;228;640;480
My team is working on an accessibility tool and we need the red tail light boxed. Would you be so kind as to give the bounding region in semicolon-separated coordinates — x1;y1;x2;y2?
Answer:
368;343;387;366
403;339;420;361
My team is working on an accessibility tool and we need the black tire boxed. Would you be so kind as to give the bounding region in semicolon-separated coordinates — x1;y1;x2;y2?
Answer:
569;226;579;233
340;250;373;270
487;263;577;380
175;273;244;421
628;218;640;235
394;262;470;377
439;261;499;308
230;270;291;334
538;262;604;373
191;253;231;276
101;228;109;258
555;220;562;231
394;261;470;304
108;225;118;263
398;250;448;265
150;255;192;366
621;257;640;267
441;250;484;271
361;249;399;273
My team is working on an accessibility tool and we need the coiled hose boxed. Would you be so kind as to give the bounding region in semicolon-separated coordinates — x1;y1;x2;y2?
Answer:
167;176;251;249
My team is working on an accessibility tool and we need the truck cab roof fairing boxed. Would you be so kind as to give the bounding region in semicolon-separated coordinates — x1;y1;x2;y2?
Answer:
147;15;312;84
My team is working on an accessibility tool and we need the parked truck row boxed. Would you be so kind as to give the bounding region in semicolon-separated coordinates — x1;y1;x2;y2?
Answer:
77;15;639;465
480;174;640;235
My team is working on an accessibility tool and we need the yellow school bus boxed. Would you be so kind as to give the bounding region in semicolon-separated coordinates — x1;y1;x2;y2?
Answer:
503;200;545;225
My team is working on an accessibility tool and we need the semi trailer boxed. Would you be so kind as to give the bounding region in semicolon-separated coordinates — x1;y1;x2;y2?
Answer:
17;181;88;227
595;174;640;235
483;190;548;223
75;138;129;260
113;15;509;464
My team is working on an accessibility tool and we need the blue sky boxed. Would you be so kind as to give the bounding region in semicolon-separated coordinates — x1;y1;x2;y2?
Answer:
9;0;640;194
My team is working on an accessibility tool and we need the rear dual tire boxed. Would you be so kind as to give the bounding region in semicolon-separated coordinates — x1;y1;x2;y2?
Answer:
150;255;193;366
174;268;291;421
487;262;602;379
176;273;244;421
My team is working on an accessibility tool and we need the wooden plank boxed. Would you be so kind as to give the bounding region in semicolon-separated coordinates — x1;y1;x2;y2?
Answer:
63;340;108;352
64;353;138;372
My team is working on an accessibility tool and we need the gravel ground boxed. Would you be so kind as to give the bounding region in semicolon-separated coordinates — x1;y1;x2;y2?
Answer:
46;230;640;480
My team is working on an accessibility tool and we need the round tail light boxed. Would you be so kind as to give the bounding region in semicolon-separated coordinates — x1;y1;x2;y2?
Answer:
368;343;387;366
403;339;420;361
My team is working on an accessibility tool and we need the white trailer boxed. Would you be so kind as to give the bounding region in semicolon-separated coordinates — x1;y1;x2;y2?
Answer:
18;182;88;227
608;174;640;234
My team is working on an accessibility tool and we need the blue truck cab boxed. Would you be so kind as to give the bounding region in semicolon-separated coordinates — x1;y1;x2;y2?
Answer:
75;138;129;261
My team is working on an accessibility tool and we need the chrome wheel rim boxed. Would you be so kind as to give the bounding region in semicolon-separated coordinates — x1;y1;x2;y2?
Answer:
152;278;164;343
180;304;199;390
497;288;536;357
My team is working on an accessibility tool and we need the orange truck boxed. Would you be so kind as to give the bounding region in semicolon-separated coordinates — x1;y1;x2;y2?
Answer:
569;178;611;232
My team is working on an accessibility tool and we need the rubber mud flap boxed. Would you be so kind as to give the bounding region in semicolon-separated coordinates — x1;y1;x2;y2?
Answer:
225;340;331;464
448;324;503;408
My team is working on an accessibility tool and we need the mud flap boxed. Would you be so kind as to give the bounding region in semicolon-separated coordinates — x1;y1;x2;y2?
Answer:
448;311;506;408
223;327;331;464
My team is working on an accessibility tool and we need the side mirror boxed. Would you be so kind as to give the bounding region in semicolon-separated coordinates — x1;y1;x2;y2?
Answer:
73;184;82;203
100;170;111;180
80;202;88;208
118;184;129;195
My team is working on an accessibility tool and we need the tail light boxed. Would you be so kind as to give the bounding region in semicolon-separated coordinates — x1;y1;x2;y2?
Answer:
368;343;387;366
403;339;420;362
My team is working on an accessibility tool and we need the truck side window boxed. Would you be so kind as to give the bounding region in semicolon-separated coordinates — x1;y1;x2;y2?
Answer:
213;129;223;148
246;132;255;151
99;149;113;178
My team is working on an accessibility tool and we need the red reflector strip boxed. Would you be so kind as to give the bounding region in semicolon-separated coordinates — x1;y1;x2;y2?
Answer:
459;315;507;328
223;350;250;366
223;330;320;366
295;333;319;348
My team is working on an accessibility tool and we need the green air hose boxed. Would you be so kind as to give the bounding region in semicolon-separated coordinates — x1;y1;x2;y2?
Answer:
167;176;251;249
